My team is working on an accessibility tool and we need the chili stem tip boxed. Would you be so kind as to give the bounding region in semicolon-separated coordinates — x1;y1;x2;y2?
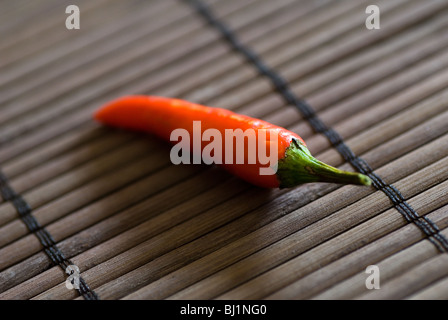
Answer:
277;139;373;188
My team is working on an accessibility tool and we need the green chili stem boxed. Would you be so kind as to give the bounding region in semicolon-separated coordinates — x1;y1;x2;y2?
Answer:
277;139;372;188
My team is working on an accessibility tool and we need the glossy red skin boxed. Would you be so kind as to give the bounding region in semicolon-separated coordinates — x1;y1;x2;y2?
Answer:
94;96;305;188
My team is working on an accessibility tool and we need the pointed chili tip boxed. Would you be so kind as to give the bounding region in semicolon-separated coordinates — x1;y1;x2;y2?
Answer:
93;107;105;122
93;101;113;123
93;95;152;125
93;97;129;125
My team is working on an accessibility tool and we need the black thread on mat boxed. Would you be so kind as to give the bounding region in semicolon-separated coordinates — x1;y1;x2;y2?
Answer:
0;171;99;300
187;0;448;253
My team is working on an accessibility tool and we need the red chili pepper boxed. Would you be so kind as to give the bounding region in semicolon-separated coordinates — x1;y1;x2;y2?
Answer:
94;96;371;188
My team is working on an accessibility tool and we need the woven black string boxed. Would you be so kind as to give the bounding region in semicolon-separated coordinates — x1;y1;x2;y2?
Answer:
0;171;99;300
187;0;448;253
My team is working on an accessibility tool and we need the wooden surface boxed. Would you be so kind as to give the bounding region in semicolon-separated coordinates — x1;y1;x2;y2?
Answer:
0;0;447;300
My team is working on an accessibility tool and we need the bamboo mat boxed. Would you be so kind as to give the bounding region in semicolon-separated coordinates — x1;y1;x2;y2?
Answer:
0;0;447;301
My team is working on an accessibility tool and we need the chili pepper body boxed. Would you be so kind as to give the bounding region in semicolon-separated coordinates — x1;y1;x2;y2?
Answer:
94;96;371;188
